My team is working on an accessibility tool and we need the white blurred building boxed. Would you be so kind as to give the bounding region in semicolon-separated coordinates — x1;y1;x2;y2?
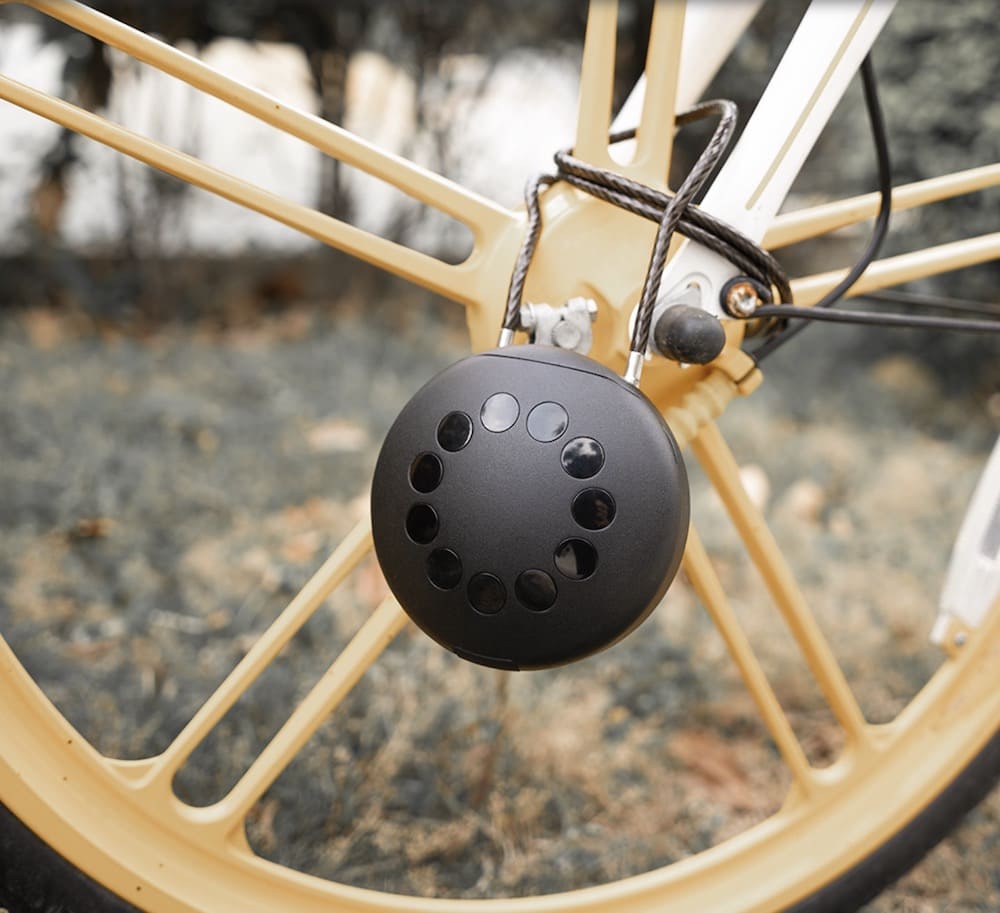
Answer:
0;22;578;256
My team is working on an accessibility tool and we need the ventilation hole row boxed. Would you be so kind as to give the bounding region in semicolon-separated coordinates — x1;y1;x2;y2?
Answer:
424;537;597;613
435;396;581;454
429;560;558;614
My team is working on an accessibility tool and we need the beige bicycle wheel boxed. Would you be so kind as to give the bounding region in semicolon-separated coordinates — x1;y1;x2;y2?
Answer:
0;2;997;912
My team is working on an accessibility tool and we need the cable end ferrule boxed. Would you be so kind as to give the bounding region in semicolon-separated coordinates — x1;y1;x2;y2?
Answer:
624;350;645;387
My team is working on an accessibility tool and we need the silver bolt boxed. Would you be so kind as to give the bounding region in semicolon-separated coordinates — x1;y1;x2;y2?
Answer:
552;319;584;350
953;630;968;648
726;281;762;318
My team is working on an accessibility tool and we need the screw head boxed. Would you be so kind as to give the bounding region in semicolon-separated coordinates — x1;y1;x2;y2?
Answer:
725;281;762;318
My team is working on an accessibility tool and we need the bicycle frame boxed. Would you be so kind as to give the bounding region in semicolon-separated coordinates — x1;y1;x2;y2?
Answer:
653;0;897;314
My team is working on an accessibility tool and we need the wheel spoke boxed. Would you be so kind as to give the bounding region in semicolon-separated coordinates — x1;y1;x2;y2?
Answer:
139;519;373;787
24;0;515;242
627;0;686;189
682;526;816;792
791;233;1000;306
6;0;523;311
691;423;869;745
574;0;619;170
612;2;763;134
0;74;503;307
207;596;407;835
766;164;1000;250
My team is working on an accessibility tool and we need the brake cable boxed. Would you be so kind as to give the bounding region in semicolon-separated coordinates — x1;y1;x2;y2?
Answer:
747;55;1000;353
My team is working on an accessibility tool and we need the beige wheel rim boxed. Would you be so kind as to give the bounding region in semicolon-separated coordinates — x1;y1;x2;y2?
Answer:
1;2;998;911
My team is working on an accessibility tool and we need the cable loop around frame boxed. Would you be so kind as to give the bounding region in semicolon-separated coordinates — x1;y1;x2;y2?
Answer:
500;100;794;369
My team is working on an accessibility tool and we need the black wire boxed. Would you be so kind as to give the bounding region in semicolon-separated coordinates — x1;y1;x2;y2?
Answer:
499;51;995;363
752;303;1000;334
752;54;892;363
864;288;1000;317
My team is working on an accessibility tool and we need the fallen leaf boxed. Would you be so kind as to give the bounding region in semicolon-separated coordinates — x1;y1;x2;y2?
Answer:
670;730;755;811
306;419;369;453
68;517;114;541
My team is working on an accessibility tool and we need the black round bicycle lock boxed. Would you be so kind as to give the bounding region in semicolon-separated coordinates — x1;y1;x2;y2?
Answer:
371;345;690;670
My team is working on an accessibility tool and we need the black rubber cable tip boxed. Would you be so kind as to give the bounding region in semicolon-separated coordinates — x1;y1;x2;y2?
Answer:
653;305;727;365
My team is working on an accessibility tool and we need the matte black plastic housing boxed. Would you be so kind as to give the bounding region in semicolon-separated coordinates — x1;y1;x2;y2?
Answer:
371;345;690;670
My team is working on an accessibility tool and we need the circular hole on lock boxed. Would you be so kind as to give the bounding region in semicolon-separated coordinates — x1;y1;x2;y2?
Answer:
409;452;443;493
561;437;605;479
405;504;439;545
437;411;473;452
572;488;616;530
480;392;520;433
427;548;462;590
554;538;598;580
515;569;558;611
468;572;506;614
527;402;568;443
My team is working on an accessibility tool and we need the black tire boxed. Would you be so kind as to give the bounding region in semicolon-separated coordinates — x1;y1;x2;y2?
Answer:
786;727;1000;913
1;728;997;913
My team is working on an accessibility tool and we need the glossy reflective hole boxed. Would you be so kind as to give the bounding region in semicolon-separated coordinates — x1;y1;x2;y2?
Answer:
572;488;616;530
481;392;520;433
526;402;568;443
427;548;462;590
409;452;443;493
405;503;439;545
467;572;506;614
437;411;473;452
515;569;557;612
554;538;598;579
561;437;605;479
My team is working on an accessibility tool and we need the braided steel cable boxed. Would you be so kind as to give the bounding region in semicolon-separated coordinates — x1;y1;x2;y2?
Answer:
629;99;738;358
500;99;794;369
501;54;997;375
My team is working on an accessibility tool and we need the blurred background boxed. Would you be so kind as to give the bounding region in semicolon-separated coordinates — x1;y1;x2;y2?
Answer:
0;1;998;910
0;0;995;311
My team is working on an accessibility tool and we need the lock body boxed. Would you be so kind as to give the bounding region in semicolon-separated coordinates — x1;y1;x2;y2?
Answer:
371;346;689;670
